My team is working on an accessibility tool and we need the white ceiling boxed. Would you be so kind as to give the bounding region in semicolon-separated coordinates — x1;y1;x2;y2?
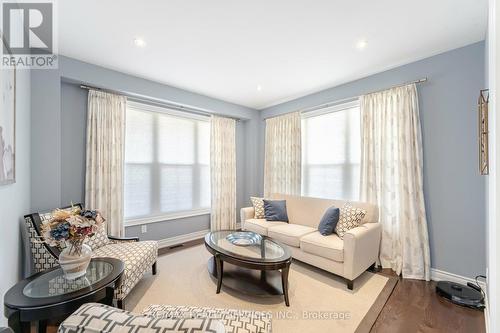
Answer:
58;0;488;110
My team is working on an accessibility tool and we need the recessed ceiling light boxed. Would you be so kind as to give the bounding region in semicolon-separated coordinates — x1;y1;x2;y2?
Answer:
134;38;146;48
257;85;262;91
356;39;368;50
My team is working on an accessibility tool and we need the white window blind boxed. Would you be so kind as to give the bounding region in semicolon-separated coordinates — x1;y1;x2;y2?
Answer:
124;102;210;222
301;101;361;201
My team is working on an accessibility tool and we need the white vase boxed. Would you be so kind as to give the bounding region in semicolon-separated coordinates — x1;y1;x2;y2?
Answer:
58;243;92;279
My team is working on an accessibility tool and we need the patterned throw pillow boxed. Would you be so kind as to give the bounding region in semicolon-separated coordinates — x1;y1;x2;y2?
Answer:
250;197;265;219
335;203;367;239
85;227;110;250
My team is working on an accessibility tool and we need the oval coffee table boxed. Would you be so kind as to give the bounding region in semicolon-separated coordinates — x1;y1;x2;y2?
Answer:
4;257;124;333
204;230;292;306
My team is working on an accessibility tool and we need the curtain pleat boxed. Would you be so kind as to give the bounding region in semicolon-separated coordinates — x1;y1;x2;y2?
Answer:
85;90;126;237
360;83;431;280
264;112;301;197
210;116;236;231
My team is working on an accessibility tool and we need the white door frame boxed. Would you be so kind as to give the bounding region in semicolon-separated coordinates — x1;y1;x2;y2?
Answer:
487;0;499;332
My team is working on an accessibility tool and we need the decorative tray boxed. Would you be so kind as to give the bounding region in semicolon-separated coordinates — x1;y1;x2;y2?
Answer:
226;231;262;246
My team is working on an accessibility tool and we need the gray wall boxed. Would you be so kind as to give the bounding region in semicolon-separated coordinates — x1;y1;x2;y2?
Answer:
32;56;261;242
60;83;87;203
260;42;486;279
0;69;31;326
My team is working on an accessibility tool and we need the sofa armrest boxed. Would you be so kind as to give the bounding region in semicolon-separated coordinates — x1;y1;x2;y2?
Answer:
240;207;255;229
343;223;381;280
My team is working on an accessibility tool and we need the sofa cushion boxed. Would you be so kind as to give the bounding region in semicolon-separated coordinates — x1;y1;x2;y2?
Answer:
263;199;289;222
269;194;378;227
244;219;287;236
267;224;316;247
300;231;344;262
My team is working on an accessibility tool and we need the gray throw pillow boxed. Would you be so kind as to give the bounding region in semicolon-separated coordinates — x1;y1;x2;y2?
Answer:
263;199;289;222
318;206;340;236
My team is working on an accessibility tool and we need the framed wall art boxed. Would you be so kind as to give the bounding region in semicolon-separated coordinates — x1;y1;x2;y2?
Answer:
478;89;489;176
0;38;16;185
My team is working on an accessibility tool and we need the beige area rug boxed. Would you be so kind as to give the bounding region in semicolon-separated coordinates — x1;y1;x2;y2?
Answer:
126;244;396;333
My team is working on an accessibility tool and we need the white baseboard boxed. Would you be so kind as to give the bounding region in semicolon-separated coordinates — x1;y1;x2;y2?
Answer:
157;226;242;249
431;268;486;290
485;289;490;333
158;229;209;249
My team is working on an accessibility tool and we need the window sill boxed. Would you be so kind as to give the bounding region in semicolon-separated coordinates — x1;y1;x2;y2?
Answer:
125;209;211;227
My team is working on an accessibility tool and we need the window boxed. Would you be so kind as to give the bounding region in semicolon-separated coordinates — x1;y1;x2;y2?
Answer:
301;101;361;201
124;102;210;222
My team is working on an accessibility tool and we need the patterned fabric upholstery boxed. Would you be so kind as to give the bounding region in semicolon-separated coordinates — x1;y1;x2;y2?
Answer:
335;203;367;239
24;207;81;273
58;303;225;333
93;241;158;299
250;197;265;219
24;204;158;303
143;304;272;333
24;215;59;273
85;228;110;250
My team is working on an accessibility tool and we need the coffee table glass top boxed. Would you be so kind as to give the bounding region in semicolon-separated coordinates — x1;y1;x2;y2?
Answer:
23;260;114;298
206;230;289;262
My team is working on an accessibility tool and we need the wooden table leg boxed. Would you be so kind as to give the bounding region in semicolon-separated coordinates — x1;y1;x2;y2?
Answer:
281;262;290;307
215;255;224;294
36;320;47;333
260;270;267;281
103;286;115;306
7;309;30;333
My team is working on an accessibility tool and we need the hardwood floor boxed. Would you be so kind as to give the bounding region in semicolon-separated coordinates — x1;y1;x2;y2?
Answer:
370;269;485;333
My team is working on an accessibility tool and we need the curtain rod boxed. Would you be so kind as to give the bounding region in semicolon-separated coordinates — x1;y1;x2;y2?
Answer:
264;77;428;120
79;85;242;122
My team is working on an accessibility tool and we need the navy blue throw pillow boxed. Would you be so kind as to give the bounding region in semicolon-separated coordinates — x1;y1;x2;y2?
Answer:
263;199;289;222
318;206;340;236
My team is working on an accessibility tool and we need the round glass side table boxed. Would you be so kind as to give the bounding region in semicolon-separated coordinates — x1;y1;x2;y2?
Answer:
4;257;124;333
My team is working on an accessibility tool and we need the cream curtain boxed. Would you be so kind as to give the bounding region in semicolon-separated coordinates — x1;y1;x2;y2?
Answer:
264;112;301;197
210;116;236;231
85;90;126;237
360;83;431;280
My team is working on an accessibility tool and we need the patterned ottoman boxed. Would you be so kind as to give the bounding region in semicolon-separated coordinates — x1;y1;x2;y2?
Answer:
58;303;272;333
143;304;272;333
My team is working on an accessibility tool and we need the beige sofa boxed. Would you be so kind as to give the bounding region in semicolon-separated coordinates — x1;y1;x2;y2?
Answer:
240;194;381;290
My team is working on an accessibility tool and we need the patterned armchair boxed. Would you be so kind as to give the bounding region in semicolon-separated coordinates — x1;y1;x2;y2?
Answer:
24;204;158;309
